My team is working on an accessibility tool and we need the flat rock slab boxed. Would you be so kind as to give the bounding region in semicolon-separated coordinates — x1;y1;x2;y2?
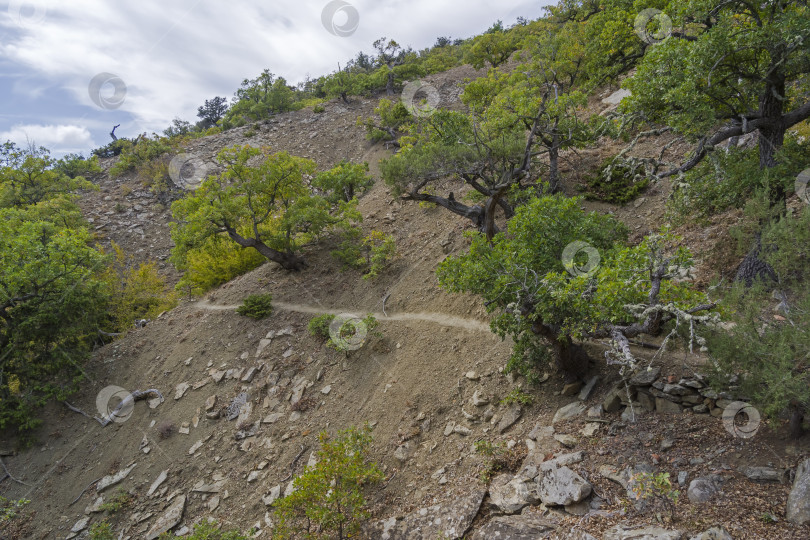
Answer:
603;524;682;540
96;462;136;492
552;402;586;424
788;457;810;524
489;474;538;514
147;470;169;497
364;489;485;539
471;513;557;539
536;464;591;506
497;405;522;433
145;494;186;539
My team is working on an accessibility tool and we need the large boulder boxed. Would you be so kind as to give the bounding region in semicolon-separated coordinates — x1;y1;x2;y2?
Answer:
471;513;557;539
489;474;539;514
363;490;485;539
687;475;723;504
787;458;810;524
145;494;186;540
688;527;733;540
536;461;591;506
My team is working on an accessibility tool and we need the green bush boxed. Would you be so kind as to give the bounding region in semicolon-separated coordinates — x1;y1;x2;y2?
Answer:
308;314;336;341
581;158;649;204
236;294;274;320
173;234;266;296
158;519;251;539
53;153;102;179
329;314;380;354
108;136;174;179
99;489;134;513
0;496;29;523
362;231;396;280
499;388;534;406
272;425;384;539
89;521;116;540
313;104;326;114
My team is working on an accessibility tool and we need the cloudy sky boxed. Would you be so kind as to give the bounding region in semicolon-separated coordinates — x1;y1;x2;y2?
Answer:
0;0;551;156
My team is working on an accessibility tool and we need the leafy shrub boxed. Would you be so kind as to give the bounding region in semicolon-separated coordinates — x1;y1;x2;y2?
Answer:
499;388;534;406
173;234;266;296
99;489;134;513
629;472;679;519
89;521;116;540
53;153;101;179
0;497;29;522
581;158;649;204
313;104;326;114
92;139;129;158
474;440;522;483
328;314;380;354
361;99;413;144
362;231;396;280
158;519;251;540
313;161;374;204
308;314;336;341
237;294;274;319
272;425;384;539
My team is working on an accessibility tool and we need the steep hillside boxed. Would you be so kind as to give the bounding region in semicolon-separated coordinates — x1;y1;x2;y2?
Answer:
2;66;809;540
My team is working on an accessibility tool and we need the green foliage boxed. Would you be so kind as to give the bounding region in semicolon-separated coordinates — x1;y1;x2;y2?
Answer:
308;314;336;341
582;158;649;204
313;161;374;204
629;472;679;518
466;29;519;69
53;153;101;179
361;99;413;144
236;294;274;320
175;235;265;296
328;315;381;354
313;104;326;114
0;496;29;523
89;521;116;540
101;242;176;332
92;139;129;158
171;145;361;272
99;489;134;514
222;70;298;127
272;425;384;539
499;388;534;406
474;440;519;483
108;136;174;178
362;231;396;280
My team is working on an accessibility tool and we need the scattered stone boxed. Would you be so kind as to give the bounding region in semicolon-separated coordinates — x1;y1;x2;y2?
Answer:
444;421;456;437
174;382;190;400
85;496;104;514
660;438;675;452
208;494;220;511
210;370;226;383
787;458;810;524
554;434;578;448
553;402;586;424
537;462;592;506
454;424;472;436
69;516;90;535
586;405;603;418
561;381;584;396
630;367;661;386
145;494;186;539
321;385;332;395
263;413;284;424
256;338;273;357
688;527;733;540
465;371;479;380
237;402;253;425
394;443;412;462
247;471;260;483
621;405;641;423
192;378;210;390
148;470;169;497
205;395;218;411
188;440;204;455
472;389;489;406
289;411;302;422
637;391;655;412
678;471;688;487
742;466;784;483
687;475;723;504
655;398;683;414
603;524;682;540
601;88;632;106
471;513;557;539
263;485;282;506
148;396;163;409
226;392;248;421
97;462;137;492
489;474;539;514
364;490;485;540
578;376;600;401
603;392;623;413
692;404;709;414
178;423;190;435
242;367;258;383
498;405;522;433
581;423;601;437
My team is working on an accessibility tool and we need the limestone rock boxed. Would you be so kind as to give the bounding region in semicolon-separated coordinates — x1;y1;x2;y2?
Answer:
147;470;169;497
603;524;682;540
630;367;661;386
742;466;784;483
687;475;723;504
552;402;586;424
263;484;282;506
471;513;557;539
145;494;186;539
174;382;190;400
364;489;485;539
97;462;136;492
489;474;539;514
688;528;733;540
578;376;600;400
536;463;591;506
497;405;522;433
787;458;810;524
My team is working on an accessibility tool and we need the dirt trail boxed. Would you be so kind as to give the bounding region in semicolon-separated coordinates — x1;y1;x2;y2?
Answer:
193;299;492;332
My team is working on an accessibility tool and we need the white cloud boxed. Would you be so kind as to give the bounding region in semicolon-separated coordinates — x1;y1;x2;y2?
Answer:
0;0;551;152
0;124;96;154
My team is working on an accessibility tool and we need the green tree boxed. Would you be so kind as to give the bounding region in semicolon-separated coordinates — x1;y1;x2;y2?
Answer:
361;99;414;146
312;161;374;204
272;425;384;539
171;145;360;271
197;96;229;129
437;195;715;380
624;0;810;206
466;29;518;69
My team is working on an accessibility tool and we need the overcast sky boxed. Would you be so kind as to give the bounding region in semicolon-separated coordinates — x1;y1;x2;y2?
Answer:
0;0;551;157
